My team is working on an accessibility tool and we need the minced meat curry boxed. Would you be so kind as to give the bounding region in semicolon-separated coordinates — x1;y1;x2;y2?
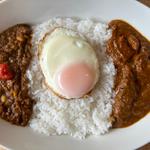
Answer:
0;24;34;126
107;20;150;128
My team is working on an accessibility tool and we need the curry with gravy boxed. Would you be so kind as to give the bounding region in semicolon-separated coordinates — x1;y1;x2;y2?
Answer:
107;20;150;128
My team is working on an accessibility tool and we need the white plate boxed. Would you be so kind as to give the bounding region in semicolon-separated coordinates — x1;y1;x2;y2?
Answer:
0;0;150;150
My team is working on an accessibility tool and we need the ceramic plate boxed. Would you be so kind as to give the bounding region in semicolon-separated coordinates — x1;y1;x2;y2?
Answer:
0;0;150;150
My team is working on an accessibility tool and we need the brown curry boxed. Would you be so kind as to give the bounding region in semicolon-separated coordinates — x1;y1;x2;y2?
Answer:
107;20;150;128
0;24;34;126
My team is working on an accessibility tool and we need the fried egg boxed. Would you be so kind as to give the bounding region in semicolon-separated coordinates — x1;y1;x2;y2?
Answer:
39;28;99;99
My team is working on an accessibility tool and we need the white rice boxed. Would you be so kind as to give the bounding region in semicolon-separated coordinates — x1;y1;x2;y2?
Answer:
27;17;116;139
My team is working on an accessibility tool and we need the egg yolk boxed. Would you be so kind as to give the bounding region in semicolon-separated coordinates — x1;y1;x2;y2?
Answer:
56;63;95;98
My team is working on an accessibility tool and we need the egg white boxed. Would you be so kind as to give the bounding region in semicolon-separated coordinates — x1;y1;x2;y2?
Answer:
39;28;99;99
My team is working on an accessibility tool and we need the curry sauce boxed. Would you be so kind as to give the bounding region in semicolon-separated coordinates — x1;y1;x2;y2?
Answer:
107;20;150;128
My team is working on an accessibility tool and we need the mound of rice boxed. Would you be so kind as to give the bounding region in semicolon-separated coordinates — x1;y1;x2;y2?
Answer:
27;17;115;139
